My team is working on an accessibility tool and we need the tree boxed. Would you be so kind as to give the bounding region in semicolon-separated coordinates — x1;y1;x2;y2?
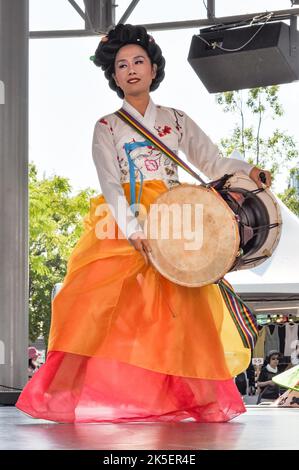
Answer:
216;86;298;181
278;168;299;217
29;163;96;345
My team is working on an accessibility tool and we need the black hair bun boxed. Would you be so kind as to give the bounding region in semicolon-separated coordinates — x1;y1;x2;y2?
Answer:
93;24;165;98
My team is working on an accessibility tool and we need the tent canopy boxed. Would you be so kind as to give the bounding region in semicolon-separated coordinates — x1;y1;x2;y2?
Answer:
226;198;299;300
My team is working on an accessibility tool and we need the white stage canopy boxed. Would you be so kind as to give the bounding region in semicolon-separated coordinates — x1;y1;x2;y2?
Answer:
227;198;299;298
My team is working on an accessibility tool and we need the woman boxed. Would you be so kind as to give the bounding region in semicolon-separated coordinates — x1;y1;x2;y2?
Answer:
256;351;281;404
16;24;271;423
27;347;40;379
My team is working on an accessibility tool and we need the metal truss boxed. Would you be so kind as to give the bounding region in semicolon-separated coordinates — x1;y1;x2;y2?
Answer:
29;1;299;39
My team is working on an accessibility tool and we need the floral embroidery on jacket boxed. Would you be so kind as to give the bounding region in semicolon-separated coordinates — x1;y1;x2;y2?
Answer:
145;159;159;171
117;155;128;178
100;106;182;185
99;118;108;125
171;108;184;140
154;125;172;137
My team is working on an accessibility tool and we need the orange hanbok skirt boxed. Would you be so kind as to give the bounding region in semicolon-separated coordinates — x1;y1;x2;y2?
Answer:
16;180;250;423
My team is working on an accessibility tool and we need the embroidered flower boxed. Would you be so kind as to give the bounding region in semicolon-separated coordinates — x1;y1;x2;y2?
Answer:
145;159;158;171
155;125;172;137
99;118;108;125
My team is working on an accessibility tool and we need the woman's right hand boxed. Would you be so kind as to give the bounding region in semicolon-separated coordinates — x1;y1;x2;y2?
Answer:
129;231;152;265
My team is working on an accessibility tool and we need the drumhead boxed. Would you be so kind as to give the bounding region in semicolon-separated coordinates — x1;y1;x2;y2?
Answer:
144;184;240;287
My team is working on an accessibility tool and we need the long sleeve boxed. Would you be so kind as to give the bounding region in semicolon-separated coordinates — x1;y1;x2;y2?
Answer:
179;112;253;180
92;120;143;239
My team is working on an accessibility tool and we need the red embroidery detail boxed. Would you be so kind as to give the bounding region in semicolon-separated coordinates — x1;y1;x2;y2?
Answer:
156;125;172;137
99;118;108;125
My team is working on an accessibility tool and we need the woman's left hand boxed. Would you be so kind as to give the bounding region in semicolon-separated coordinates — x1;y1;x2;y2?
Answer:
249;167;272;189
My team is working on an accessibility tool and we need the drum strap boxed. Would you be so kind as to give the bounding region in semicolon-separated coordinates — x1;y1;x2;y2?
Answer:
218;278;258;349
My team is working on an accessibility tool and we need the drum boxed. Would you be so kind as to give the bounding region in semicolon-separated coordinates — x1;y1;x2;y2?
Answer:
144;173;282;287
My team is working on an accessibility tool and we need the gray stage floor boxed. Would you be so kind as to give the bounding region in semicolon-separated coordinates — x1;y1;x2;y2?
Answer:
0;406;298;450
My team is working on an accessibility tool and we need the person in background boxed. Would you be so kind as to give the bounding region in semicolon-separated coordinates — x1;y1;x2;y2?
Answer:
256;350;281;404
235;360;256;396
28;347;40;379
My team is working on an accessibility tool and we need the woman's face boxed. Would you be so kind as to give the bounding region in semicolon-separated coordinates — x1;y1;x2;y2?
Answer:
269;354;279;366
113;44;157;98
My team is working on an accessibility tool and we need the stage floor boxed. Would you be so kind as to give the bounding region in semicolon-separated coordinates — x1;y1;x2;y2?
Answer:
0;406;298;450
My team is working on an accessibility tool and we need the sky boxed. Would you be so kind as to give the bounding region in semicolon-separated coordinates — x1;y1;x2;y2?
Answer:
29;0;299;193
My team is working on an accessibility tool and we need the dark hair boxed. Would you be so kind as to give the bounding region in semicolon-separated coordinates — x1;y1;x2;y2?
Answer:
92;24;165;98
265;350;280;364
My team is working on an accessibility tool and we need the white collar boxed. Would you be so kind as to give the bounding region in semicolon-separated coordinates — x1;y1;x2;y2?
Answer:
266;364;278;374
122;96;157;129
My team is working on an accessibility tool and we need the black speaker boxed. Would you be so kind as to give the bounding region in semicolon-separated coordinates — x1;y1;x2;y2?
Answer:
188;22;299;93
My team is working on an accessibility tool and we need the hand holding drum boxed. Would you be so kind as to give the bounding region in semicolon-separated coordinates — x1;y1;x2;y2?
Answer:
248;167;272;189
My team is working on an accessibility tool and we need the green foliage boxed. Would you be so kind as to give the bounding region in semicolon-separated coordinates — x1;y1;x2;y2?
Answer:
278;168;299;216
278;187;299;216
216;86;298;179
29;163;96;344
